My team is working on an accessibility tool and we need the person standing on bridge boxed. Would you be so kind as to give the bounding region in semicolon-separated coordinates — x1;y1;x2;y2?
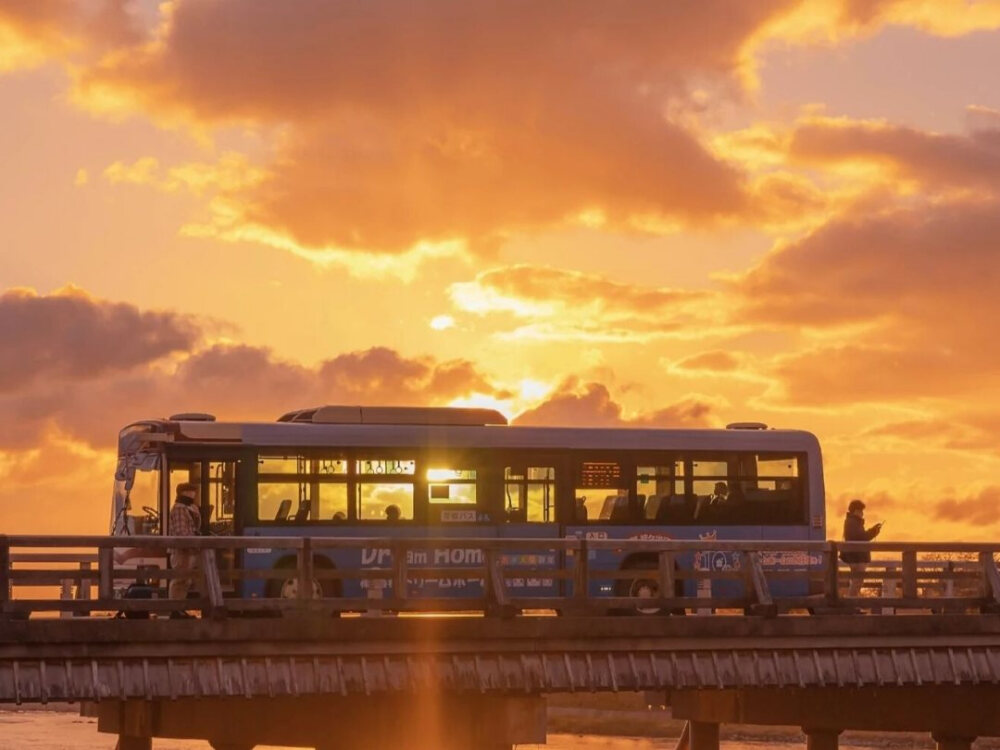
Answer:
841;499;883;598
168;482;202;619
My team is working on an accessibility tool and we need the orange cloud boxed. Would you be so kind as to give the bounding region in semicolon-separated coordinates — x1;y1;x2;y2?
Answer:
513;378;714;428
733;198;1000;405
789;116;1000;193
72;1;826;255
932;486;1000;526
450;265;715;342
672;350;742;373
0;0;137;72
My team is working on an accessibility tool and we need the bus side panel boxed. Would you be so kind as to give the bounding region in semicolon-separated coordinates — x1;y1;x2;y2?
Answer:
759;524;817;598
497;522;561;600
564;523;762;601
242;523;498;602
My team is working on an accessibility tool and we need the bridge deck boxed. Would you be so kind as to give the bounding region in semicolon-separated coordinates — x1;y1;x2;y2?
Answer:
4;615;1000;703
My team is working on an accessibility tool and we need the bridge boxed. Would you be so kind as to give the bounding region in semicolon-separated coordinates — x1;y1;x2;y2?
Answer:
3;535;1000;750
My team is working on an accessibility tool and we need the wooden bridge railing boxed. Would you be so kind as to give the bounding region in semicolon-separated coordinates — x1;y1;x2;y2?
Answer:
1;535;999;620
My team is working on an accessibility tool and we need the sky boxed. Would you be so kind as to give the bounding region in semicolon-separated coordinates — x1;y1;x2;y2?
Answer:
2;0;1000;539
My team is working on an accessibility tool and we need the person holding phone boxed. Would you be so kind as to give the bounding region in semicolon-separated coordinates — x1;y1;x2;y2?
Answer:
841;499;883;597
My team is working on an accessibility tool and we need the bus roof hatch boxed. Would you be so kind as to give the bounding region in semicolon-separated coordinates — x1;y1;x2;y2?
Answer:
277;405;508;426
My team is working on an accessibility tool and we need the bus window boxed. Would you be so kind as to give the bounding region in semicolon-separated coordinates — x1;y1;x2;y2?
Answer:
575;460;628;522
744;454;804;524
504;466;555;522
687;453;806;525
356;458;414;521
427;468;477;504
208;461;238;534
256;454;348;522
118;467;160;535
636;462;685;524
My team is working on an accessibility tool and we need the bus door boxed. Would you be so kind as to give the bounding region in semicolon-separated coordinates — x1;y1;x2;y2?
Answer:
686;453;761;601
165;448;245;594
751;453;814;598
496;459;561;600
561;455;637;600
416;454;498;603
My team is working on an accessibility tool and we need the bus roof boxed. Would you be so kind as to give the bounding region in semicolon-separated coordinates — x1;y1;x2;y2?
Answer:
120;412;821;455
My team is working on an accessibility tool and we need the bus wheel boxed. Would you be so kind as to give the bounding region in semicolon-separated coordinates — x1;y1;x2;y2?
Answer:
265;557;339;615
619;561;684;616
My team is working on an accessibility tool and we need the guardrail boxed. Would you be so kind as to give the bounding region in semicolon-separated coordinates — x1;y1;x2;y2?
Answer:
1;536;999;619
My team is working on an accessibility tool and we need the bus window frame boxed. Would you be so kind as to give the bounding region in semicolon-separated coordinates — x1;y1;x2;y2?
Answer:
163;445;254;534
498;452;563;525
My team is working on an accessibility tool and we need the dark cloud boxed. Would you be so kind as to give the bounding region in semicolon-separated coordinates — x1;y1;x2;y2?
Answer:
933;486;1000;526
0;341;500;450
0;286;199;392
789;117;1000;192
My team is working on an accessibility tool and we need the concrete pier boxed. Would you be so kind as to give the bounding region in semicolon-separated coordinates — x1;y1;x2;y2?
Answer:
688;720;720;750
99;694;544;749
804;728;842;750
932;734;975;750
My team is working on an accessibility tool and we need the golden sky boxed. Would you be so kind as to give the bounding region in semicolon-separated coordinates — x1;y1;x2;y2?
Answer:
2;0;1000;539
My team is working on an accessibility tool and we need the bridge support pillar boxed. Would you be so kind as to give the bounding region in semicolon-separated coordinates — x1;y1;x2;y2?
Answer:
96;694;543;749
804;728;841;750
932;733;975;750
688;720;720;750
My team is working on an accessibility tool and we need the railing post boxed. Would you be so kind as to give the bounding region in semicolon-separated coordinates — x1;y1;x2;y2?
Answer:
824;542;840;608
393;541;408;606
573;539;589;612
978;551;1000;613
0;536;10;617
944;560;955;598
98;545;114;601
485;548;511;616
902;549;918;600
200;548;226;618
658;550;675;604
77;561;92;601
297;538;314;602
743;551;776;617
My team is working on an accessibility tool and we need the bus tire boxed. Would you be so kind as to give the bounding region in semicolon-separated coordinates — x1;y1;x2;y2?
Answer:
265;556;340;613
616;559;685;616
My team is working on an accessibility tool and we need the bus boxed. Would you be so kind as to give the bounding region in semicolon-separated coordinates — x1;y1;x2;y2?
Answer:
110;405;826;611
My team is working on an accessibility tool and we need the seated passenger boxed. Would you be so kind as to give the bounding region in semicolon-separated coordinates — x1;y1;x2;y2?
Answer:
694;483;729;521
385;504;401;521
332;511;346;521
710;482;729;504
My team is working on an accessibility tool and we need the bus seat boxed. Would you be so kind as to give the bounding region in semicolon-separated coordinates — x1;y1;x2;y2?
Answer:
598;496;618;520
644;494;663;520
608;495;631;522
632;494;647;520
293;499;312;523
274;499;292;521
506;507;527;523
658;495;689;523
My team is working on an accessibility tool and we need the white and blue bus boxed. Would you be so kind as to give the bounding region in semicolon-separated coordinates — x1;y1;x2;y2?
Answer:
111;405;826;608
